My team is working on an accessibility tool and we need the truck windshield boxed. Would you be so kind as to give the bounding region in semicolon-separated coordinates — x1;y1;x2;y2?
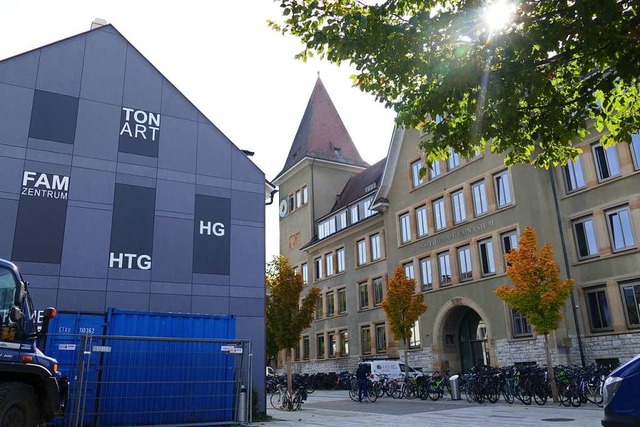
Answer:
0;268;16;325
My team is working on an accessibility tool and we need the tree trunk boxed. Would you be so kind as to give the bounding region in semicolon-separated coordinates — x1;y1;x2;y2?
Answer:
404;337;410;379
543;333;559;403
285;348;293;394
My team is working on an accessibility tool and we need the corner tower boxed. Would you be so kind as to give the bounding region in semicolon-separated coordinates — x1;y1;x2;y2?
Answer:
273;78;368;265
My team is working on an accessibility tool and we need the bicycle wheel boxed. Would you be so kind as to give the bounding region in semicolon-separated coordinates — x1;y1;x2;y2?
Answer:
585;378;603;406
270;391;283;409
428;384;441;401
349;384;359;402
293;392;303;410
387;382;399;398
533;386;547;406
367;387;378;403
372;381;383;398
486;385;500;403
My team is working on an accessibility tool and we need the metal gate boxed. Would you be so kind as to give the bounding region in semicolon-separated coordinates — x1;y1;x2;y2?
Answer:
47;334;252;426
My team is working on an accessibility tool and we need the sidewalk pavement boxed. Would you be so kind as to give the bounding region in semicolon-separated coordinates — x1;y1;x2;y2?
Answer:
258;390;604;427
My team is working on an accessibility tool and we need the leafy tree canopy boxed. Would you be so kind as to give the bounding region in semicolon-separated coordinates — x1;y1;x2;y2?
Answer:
270;0;640;167
266;256;320;352
495;226;574;335
382;267;428;344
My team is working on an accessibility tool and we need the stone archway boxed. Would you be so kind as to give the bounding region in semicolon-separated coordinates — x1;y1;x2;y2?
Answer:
431;297;496;373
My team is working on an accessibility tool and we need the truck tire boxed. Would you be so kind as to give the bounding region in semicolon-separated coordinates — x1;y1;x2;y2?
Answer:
0;382;38;427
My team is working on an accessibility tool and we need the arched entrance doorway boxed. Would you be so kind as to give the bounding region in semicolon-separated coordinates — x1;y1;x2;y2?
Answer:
432;298;494;373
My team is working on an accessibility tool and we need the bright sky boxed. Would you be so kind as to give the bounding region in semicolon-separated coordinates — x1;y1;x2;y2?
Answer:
0;1;396;262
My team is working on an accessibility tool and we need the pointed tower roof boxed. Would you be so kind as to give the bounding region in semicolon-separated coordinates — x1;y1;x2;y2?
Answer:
274;77;369;181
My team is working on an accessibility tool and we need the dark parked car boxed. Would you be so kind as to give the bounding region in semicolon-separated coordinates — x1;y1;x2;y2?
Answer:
602;354;640;427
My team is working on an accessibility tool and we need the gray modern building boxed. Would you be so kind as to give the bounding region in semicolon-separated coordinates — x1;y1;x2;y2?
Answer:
0;24;267;403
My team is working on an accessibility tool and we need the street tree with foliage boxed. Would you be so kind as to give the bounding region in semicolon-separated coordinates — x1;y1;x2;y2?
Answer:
382;267;428;377
266;256;321;393
494;226;574;403
270;0;640;167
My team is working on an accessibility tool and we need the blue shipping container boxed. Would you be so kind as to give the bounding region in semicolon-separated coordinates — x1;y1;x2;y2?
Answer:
97;309;236;426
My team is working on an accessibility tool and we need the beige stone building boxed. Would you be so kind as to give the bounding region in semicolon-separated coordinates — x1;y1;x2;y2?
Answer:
273;78;640;374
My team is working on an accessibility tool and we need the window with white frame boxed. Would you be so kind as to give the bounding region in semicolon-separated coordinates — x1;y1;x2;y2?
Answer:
433;198;446;231
361;326;372;354
338;210;348;230
301;263;308;285
592;142;621;181
411;159;424;188
494;170;513;208
585;286;612;331
451;190;466;224
302;186;308;204
339;329;349;356
315;294;323;319
472;180;488;216
371;233;381;261
621;282;640;327
357;239;367;266
328;332;336;358
457;245;473;281
511;310;532;337
317;333;325;359
363;196;375;219
409;320;421;348
632;133;640;170
404;261;415;280
302;336;310;360
420;257;433;291
606;205;635;251
373;277;384;307
350;205;359;224
572;216;599;259
438;252;452;286
338;288;347;314
296;190;302;208
376;324;387;353
325;253;334;276
501;230;519;259
315;257;323;281
563;155;586;193
447;147;461;170
400;213;412;244
326;291;335;316
337;248;345;273
318;217;336;239
429;161;442;179
478;238;496;276
416;205;428;238
359;282;369;309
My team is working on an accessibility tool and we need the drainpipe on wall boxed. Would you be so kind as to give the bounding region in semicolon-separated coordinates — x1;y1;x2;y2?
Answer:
548;168;586;367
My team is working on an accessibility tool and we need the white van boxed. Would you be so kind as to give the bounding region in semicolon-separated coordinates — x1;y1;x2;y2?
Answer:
360;359;422;381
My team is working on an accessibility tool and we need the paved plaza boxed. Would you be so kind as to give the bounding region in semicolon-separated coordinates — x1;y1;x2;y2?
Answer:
261;390;604;426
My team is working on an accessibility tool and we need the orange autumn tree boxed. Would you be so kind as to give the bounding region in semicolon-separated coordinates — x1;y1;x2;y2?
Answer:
266;256;320;395
494;226;574;403
382;267;427;377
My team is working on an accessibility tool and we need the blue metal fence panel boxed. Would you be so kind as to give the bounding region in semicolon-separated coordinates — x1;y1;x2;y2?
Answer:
96;309;237;426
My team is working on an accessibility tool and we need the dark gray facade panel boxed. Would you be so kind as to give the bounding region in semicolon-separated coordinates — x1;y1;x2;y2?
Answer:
58;277;106;292
149;293;191;313
80;30;127;105
56;289;106;313
192;284;229;297
115;173;156;188
230;225;264;287
26;147;72;166
192;273;230;286
193;195;230;275
236;316;265;388
72;156;117;173
106;291;149;311
36;36;85;97
28;90;78;144
155;179;195;214
0;145;26;162
231;189;265;223
151;217;193;283
0;199;18;259
29;288;58;310
12;262;60;276
158;115;197;173
68;168;115;205
107;266;151;281
229;298;264;317
150;281;191;295
195;183;230;198
161;80;199;121
74;100;120;161
28;138;74;155
60;207;112;278
191;295;229;315
20;273;59;290
0;51;39;88
0;157;25;195
229;286;265;299
106;279;150;293
0;84;33;147
232;149;264;185
122;46;162;112
157;168;195;184
117;152;158;168
196;123;232;178
116;160;157;178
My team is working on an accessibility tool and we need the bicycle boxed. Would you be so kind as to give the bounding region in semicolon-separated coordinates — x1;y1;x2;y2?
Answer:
349;377;378;402
270;383;305;411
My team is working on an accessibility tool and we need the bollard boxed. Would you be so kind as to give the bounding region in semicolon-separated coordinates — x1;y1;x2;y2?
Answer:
449;375;461;400
238;384;247;423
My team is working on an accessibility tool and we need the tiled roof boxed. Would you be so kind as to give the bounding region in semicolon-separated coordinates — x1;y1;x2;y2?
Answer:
274;77;368;180
329;157;387;214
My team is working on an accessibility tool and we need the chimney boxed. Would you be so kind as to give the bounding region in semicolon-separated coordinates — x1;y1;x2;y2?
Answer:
91;18;108;30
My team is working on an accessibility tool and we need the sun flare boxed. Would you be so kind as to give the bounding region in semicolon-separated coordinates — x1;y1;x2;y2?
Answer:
483;0;515;32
